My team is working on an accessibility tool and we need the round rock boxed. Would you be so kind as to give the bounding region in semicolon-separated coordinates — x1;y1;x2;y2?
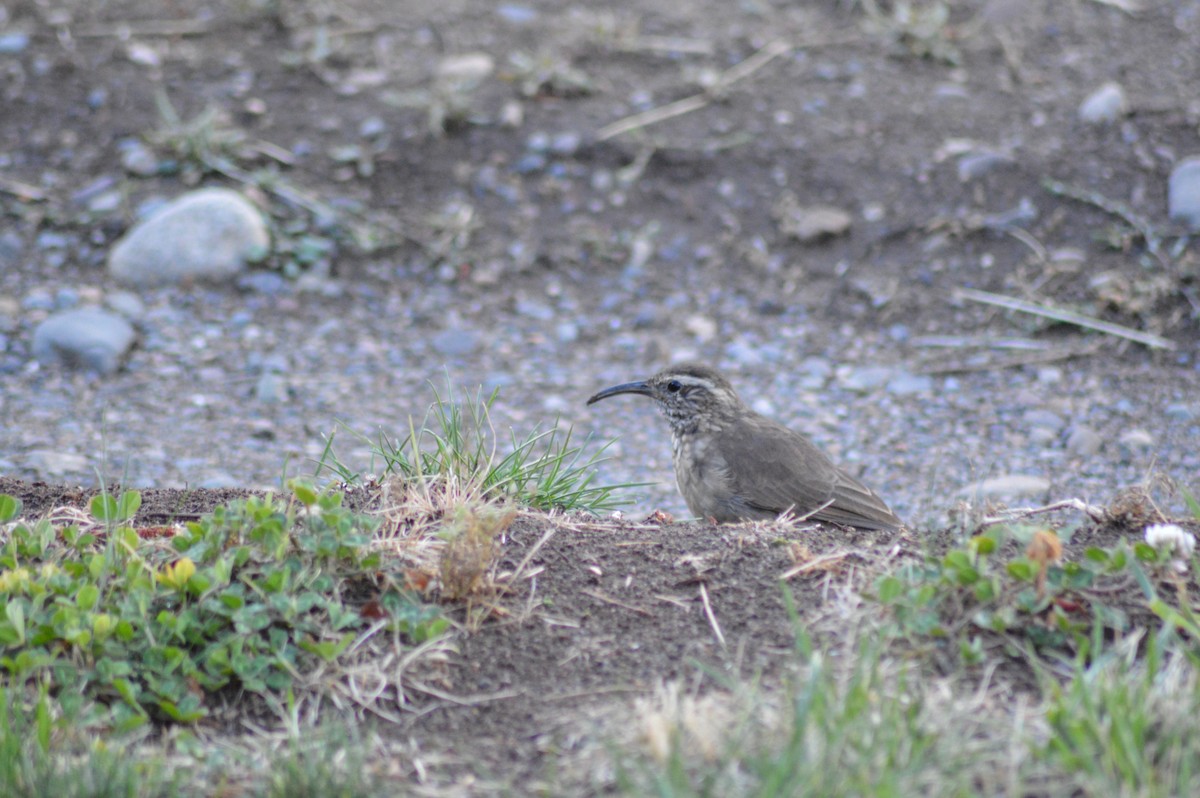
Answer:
1168;156;1200;230
108;188;269;286
32;307;136;375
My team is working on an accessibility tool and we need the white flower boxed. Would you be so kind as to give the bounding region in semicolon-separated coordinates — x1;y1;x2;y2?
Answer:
1145;523;1196;572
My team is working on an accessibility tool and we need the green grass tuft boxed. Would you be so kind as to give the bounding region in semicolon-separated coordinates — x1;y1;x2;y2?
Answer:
316;379;645;515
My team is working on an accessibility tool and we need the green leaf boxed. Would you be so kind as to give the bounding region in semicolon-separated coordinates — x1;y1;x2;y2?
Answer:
290;481;319;507
1006;560;1036;581
157;695;206;724
877;576;904;604
1133;542;1159;562
943;550;972;572
112;677;143;709
969;535;997;556
1083;547;1111;564
76;583;100;611
0;494;22;523
4;602;25;645
973;579;997;602
90;493;119;522
298;632;355;662
35;690;51;753
117;490;142;522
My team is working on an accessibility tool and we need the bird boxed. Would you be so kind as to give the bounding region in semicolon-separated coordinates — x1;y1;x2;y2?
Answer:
586;362;902;531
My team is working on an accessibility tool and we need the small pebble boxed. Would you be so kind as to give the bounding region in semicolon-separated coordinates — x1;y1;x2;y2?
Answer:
886;371;932;396
432;328;479;357
1078;82;1128;124
1168;156;1200;230
959;474;1050;500
1065;426;1103;457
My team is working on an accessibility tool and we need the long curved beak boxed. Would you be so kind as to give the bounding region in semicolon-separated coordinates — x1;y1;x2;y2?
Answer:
586;380;652;405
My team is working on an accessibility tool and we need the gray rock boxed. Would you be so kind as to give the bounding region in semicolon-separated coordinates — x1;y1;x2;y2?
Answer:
957;151;1011;182
1165;403;1194;421
1118;428;1154;453
26;450;89;478
32;307;136;375
1078;82;1128;124
105;291;146;319
432;328;479;356
255;372;289;404
108;188;270;286
117;138;160;177
0;32;30;54
841;365;892;393
556;322;579;343
959;475;1050;500
0;231;23;267
1066;426;1103;457
1168;156;1200;230
1024;409;1066;433
886;371;933;396
198;471;240;489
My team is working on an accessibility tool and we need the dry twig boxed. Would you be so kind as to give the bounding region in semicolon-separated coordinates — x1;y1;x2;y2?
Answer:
954;287;1177;350
596;39;791;141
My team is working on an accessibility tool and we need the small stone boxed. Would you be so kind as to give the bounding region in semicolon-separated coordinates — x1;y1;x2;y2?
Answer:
358;116;387;138
0;32;30;54
550;131;582;156
32;307;136;375
117;138;159;176
556;322;579;343
108;188;270;286
497;4;538;23
105;290;145;319
525;131;551;153
775;195;852;242
436;52;494;83
1118;428;1154;452
249;419;277;440
254;372;289;404
685;315;717;342
512;153;546;174
886;371;933;396
841;365;892;393
499;100;524;128
1078;82;1128;124
432;328;479;357
957;151;1012;182
26;450;89;478
959;475;1050;500
236;271;288;294
1065;426;1103;457
515;299;554;320
198;471;240;489
87;190;122;214
1164;403;1194;421
1024;409;1066;433
1168;156;1200;230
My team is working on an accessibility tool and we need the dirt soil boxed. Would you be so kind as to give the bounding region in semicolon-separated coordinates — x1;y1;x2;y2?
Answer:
2;0;1200;791
2;475;1195;792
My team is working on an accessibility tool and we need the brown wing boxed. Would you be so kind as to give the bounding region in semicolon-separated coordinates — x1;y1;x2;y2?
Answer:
717;415;902;531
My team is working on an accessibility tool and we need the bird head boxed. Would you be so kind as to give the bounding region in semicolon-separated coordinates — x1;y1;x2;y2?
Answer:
586;362;744;432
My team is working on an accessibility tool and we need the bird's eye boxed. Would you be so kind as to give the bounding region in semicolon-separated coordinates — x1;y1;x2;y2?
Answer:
666;380;682;393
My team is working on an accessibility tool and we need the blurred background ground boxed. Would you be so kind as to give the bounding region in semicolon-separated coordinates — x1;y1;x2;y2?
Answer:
1;0;1199;528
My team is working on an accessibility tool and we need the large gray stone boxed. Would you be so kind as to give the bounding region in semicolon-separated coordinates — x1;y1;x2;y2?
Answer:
108;188;269;285
32;307;136;374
